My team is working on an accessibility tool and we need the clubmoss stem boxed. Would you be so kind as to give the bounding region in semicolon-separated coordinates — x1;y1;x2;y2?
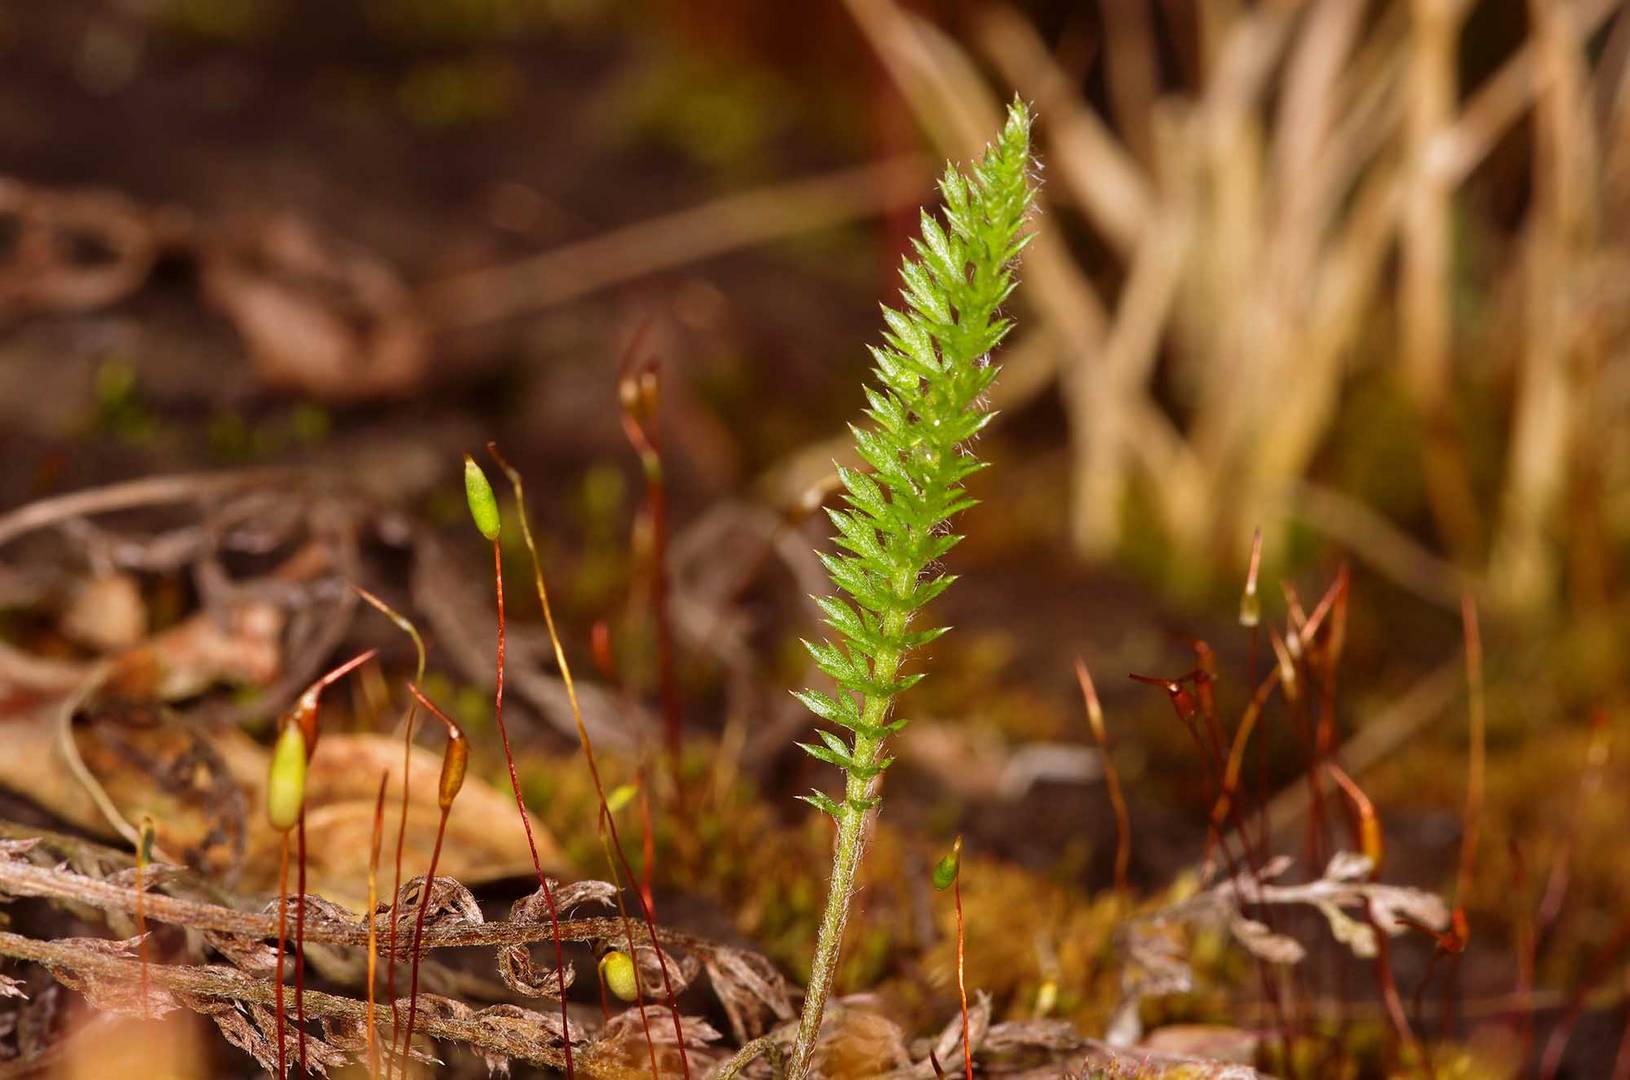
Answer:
781;103;1034;1077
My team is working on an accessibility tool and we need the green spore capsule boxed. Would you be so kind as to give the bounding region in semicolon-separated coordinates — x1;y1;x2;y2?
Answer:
932;836;963;891
266;722;308;832
464;454;502;541
599;949;639;1002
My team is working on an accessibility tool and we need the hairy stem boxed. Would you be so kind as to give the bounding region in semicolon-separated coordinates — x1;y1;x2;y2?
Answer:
790;631;902;1076
0;931;571;1072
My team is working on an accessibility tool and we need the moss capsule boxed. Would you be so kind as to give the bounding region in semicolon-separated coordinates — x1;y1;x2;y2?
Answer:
599;949;639;1002
464;455;502;541
932;836;962;891
437;734;468;810
266;722;308;832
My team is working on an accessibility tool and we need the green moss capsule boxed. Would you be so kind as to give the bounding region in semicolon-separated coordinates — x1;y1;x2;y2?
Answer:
599;949;639;1002
464;455;502;541
932;836;962;891
266;722;308;832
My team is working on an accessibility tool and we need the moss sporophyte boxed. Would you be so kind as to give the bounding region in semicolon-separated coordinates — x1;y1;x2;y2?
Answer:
264;650;374;1080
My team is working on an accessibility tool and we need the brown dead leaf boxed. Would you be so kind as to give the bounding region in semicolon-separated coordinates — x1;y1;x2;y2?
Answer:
0;691;560;900
0;688;106;838
73;702;248;879
100;598;284;703
1140;1024;1260;1065
199;212;428;402
58;573;148;654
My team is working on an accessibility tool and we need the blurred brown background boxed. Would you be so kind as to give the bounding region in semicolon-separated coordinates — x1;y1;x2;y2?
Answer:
2;0;1629;1076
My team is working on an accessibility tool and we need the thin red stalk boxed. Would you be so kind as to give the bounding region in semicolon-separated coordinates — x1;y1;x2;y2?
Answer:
636;767;657;919
135;822;151;1018
1367;895;1427;1071
353;587;426;1078
367;773;387;1080
1520;711;1610;1056
1275;613;1328;870
617;335;682;766
1457;593;1485;907
401;806;450;1072
396;684;471;1078
1511;840;1537;1062
385;702;414;1071
263;649;376;1077
1136;667;1294;1071
1539;913;1630;1079
1241;530;1271;868
296;812;308;1075
585;642;662;1079
1440;593;1485;1048
647;447;680;765
1208;668;1283;845
489;442;688;1078
488;538;575;1077
1329;764;1422;1071
954;870;972;1080
1612;1001;1630;1080
596;809;663;1080
1186;644;1228;767
275;833;290;1079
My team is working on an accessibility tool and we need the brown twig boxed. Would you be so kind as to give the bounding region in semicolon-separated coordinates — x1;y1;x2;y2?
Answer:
420;157;926;330
0;856;717;954
0;931;572;1071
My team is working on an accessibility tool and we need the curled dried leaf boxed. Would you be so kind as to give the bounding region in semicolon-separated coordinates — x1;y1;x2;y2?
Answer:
1229;917;1306;966
699;943;797;1044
